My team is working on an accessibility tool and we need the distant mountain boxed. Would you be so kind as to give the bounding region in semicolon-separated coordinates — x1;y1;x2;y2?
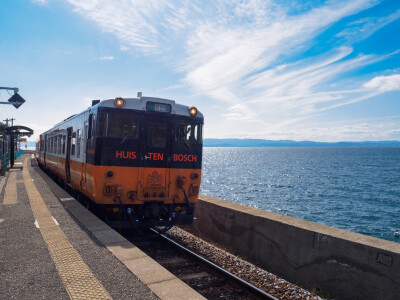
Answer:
204;139;400;147
25;139;400;148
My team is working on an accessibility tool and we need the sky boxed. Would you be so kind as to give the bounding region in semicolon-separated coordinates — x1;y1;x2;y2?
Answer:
1;0;400;142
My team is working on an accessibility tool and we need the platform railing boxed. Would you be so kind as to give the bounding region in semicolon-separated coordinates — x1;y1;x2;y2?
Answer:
1;153;8;175
15;149;23;160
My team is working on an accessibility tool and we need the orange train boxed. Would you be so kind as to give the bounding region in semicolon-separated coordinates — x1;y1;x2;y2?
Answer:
36;95;203;228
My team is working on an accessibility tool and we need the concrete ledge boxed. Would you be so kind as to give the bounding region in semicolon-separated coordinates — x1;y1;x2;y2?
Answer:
107;240;147;261
125;256;176;285
189;194;400;300
148;278;206;300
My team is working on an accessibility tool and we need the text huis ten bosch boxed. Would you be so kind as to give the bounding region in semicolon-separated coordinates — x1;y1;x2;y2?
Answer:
115;150;197;162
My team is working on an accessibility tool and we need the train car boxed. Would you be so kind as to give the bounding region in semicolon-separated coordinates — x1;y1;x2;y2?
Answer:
36;94;203;229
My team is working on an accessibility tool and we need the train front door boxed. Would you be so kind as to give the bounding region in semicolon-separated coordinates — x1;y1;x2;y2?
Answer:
139;118;171;199
66;127;72;184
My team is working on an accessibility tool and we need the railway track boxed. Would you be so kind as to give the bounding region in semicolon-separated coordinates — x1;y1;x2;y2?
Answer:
37;157;320;299
126;228;278;300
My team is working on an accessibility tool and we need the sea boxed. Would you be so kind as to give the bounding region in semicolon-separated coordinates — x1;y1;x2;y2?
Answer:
200;147;400;243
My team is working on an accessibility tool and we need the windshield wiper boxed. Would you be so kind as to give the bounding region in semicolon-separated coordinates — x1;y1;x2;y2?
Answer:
121;135;131;144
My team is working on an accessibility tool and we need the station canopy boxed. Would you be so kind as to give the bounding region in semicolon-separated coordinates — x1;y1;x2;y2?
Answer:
5;125;34;137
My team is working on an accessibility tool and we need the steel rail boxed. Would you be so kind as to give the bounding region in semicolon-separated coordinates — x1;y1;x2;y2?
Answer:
150;228;279;300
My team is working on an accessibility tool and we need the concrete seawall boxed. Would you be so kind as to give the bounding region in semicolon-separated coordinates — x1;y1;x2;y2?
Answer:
188;195;400;299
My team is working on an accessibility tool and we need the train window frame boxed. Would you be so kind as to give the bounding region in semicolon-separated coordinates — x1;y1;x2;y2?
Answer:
77;129;81;158
91;114;96;138
88;114;93;139
58;134;62;154
62;134;66;154
147;123;167;148
175;122;202;144
71;132;76;156
97;112;139;139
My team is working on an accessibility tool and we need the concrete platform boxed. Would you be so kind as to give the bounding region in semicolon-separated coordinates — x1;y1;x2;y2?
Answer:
0;154;204;300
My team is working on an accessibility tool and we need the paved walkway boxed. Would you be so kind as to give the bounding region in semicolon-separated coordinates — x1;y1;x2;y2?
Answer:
0;154;158;300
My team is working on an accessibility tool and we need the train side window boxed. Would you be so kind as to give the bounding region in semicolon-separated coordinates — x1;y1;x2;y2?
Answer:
88;114;93;139
62;135;66;154
147;124;166;148
71;132;76;155
77;129;81;158
85;123;88;141
91;114;96;137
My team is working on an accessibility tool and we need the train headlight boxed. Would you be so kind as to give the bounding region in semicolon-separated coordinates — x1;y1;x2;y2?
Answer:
189;107;197;117
114;97;125;108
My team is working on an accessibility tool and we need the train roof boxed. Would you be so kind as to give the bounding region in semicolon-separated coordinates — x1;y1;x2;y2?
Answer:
97;96;204;119
47;95;203;132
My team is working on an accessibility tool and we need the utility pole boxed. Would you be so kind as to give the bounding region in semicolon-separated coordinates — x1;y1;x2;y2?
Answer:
3;118;15;127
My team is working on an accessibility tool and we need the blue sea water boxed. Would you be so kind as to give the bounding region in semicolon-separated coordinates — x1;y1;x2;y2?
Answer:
200;147;400;243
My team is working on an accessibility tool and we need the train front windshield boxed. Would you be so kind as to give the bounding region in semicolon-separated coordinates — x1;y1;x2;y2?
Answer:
97;113;139;138
98;112;203;144
175;123;202;144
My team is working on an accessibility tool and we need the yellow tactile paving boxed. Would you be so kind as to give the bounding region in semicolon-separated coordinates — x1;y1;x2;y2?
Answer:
22;158;112;300
3;169;18;204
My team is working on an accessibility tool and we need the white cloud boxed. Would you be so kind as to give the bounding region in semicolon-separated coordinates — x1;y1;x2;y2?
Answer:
336;9;400;42
100;56;114;60
66;0;196;53
63;0;400;141
364;74;400;91
32;0;46;4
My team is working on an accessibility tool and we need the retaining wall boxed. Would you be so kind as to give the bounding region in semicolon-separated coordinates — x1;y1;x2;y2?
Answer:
188;195;400;300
